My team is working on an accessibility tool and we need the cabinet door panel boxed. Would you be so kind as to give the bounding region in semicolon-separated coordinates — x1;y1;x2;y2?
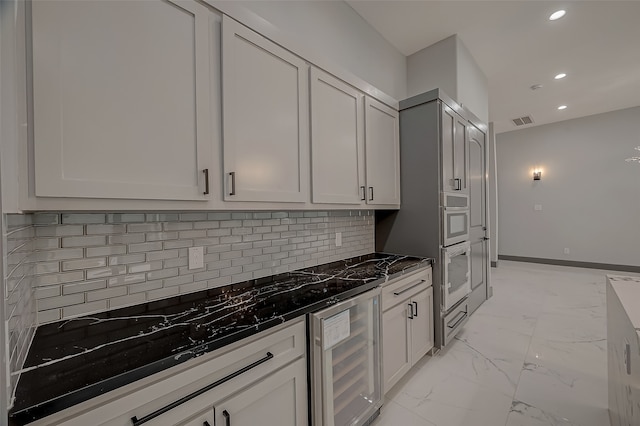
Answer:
364;98;400;206
32;0;212;200
382;302;411;394
454;117;468;193
214;358;307;426
310;68;364;204
410;288;434;363
222;16;308;202
441;105;456;192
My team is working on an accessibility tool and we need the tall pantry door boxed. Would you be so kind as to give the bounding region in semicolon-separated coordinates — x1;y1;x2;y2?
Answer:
467;124;489;314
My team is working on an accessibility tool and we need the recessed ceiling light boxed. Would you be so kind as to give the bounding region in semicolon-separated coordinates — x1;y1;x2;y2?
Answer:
554;73;567;80
549;10;566;21
558;105;567;110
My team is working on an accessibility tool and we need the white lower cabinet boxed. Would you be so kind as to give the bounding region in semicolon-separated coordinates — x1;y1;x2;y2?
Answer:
381;268;433;394
33;319;307;426
213;358;307;426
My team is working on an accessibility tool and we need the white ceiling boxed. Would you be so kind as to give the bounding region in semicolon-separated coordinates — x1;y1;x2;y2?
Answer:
346;0;640;133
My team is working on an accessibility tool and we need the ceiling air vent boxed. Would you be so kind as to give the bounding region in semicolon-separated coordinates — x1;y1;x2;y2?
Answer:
511;115;534;127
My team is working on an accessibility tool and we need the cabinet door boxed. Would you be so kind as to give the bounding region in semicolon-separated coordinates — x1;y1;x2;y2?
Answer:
213;358;307;426
410;287;434;364
440;104;467;193
382;302;411;394
222;16;309;203
364;97;400;206
32;0;212;200
310;68;365;204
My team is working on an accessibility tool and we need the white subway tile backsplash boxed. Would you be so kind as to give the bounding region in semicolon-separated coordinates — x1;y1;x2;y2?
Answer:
208;212;231;221
108;274;146;287
108;254;146;266
106;213;145;223
86;287;127;302
128;262;164;274
62;214;106;224
35;285;61;299
10;210;373;329
146;268;178;280
86;265;126;280
163;275;193;287
109;293;146;309
86;224;127;235
38;294;84;310
36;271;84;286
38;309;62;324
148;287;179;300
179;212;208;221
163;222;193;231
86;245;127;257
63;300;108;318
145;232;178;241
146;250;179;261
63;280;106;294
128;241;163;253
36;225;83;237
108;234;145;245
162;240;194;249
62;257;107;271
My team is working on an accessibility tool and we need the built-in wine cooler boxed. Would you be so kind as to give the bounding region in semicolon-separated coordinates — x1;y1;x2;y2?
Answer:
309;288;382;426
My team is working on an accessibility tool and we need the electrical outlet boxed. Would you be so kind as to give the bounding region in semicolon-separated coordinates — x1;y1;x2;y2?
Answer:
335;232;342;247
563;248;570;255
534;204;543;211
188;246;204;269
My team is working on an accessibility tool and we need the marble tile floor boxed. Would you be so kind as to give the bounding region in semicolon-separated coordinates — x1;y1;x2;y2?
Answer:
373;260;639;426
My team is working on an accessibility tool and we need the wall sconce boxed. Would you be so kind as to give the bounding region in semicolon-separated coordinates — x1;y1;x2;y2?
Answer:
533;169;542;181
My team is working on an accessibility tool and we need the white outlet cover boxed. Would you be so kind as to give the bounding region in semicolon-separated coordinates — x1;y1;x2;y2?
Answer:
188;246;204;270
335;232;342;247
534;204;543;211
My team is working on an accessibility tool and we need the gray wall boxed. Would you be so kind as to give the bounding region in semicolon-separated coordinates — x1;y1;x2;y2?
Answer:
236;1;407;100
407;35;488;123
496;107;640;267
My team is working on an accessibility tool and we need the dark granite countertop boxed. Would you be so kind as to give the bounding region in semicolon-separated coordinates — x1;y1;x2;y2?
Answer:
9;253;431;424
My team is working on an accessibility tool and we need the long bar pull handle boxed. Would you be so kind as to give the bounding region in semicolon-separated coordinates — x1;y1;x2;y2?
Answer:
447;310;467;330
454;178;462;191
413;301;418;317
229;172;236;196
393;279;426;296
223;410;231;426
203;169;210;195
130;352;273;425
408;303;414;319
360;186;366;201
369;187;374;201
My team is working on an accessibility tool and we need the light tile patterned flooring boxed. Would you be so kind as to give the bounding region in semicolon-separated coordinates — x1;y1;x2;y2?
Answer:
373;260;636;426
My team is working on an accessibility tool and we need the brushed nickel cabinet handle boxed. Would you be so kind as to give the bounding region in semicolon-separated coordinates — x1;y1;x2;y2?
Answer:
369;187;374;201
360;186;366;201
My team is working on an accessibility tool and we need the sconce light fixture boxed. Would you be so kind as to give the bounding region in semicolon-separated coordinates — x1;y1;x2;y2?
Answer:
533;169;542;181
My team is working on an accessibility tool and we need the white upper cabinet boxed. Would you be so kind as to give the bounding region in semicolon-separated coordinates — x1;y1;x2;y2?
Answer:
364;97;400;206
221;16;309;203
310;68;365;204
31;0;213;201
